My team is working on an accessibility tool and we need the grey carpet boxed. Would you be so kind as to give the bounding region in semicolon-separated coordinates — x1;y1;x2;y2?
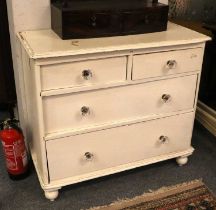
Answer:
0;120;216;210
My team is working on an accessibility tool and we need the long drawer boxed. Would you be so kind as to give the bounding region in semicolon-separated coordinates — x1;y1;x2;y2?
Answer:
43;75;197;134
41;56;127;91
132;48;203;80
46;112;194;181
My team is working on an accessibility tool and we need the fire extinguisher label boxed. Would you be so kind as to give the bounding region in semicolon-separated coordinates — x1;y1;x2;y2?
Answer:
22;151;28;167
1;142;18;171
14;139;28;168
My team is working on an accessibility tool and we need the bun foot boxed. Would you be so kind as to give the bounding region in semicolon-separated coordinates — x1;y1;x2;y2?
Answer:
44;189;59;201
176;156;188;166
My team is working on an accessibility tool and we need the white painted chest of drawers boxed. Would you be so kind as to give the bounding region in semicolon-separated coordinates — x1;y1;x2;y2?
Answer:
17;23;210;201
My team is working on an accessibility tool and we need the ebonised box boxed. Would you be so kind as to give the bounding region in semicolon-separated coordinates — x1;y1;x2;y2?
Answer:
51;0;169;39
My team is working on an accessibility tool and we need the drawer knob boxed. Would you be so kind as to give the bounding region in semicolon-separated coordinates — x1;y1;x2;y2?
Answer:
167;60;177;69
162;94;171;103
81;106;90;116
85;152;94;160
91;15;97;27
159;136;169;144
82;69;92;80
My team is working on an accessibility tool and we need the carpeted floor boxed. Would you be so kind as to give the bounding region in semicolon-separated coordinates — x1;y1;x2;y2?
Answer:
0;116;216;210
90;180;216;210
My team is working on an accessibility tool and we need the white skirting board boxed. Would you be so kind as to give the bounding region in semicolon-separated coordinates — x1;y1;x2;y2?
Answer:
196;100;216;137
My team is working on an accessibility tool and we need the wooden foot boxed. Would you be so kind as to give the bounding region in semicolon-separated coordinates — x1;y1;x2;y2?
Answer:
44;189;59;201
176;156;188;166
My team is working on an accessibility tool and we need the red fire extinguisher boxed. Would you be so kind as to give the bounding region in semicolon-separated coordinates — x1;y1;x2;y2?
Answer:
0;119;29;180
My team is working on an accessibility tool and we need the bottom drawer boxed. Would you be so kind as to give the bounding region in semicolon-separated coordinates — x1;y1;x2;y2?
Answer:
47;112;194;181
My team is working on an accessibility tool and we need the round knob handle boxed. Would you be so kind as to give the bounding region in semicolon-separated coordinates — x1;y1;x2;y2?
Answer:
144;15;150;24
167;60;177;69
85;152;94;160
91;15;97;27
81;106;90;116
159;136;169;144
162;94;171;103
92;21;96;27
82;70;92;80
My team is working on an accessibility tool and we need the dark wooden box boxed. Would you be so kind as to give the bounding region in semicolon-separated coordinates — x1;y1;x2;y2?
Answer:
51;0;169;39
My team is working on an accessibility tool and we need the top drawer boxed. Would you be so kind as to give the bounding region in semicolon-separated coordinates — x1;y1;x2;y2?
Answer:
41;56;127;91
132;48;203;80
63;12;120;39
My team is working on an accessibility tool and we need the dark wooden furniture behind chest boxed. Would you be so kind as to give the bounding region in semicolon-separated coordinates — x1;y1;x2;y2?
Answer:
51;0;169;39
199;24;216;110
0;0;16;106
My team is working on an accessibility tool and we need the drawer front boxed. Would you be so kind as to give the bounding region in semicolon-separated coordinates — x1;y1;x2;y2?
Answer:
41;56;127;91
63;12;120;39
122;7;168;34
43;75;197;134
47;112;194;181
132;48;203;80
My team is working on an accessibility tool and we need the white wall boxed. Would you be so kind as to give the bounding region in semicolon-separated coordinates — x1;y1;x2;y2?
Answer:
6;0;51;130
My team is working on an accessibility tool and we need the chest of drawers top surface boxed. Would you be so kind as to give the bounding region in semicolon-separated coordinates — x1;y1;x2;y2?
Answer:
18;22;210;59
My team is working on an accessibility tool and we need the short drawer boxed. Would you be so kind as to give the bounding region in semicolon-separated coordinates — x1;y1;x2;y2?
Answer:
46;112;194;181
121;8;168;34
43;75;197;135
41;56;127;91
63;12;121;39
132;48;203;80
